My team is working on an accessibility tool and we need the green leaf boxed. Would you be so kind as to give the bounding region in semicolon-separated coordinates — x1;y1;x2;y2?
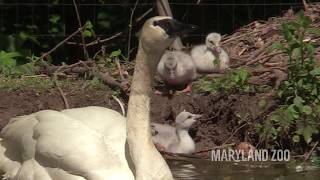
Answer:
305;43;316;56
110;49;122;58
302;105;312;115
258;98;268;110
0;51;20;75
297;11;312;28
288;104;300;119
83;30;93;38
49;15;61;24
292;135;300;143
268;42;285;52
310;68;320;76
291;48;302;59
293;96;304;108
213;58;220;66
85;21;93;30
303;125;314;144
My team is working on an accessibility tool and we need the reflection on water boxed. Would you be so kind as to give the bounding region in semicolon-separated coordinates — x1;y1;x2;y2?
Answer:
168;158;320;180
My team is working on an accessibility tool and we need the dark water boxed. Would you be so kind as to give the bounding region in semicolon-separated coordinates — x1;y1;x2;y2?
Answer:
168;159;320;180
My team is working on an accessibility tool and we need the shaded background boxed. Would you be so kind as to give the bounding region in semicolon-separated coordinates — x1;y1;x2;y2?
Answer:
0;0;315;63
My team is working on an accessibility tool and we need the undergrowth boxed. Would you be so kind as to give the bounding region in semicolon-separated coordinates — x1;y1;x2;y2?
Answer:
258;12;320;149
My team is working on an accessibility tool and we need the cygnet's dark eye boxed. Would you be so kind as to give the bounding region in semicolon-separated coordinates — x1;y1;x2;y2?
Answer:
209;40;214;44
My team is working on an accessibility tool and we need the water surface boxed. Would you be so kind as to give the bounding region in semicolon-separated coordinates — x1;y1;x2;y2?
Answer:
168;158;320;180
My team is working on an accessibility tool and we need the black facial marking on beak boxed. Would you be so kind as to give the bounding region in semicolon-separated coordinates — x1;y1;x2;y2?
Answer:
153;19;198;37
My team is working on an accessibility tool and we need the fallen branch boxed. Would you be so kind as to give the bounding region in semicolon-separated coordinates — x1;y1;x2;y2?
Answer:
53;65;70;109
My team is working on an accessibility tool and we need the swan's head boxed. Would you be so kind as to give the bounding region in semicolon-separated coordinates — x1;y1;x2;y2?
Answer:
205;32;222;54
140;16;197;53
175;111;202;129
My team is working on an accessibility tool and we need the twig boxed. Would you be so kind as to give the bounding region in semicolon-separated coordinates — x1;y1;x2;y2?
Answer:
72;0;89;60
222;30;261;44
222;123;247;145
302;141;319;165
135;8;154;22
196;0;202;4
112;95;126;116
38;26;84;61
67;32;123;47
53;65;70;109
127;0;139;60
115;58;125;81
302;0;309;11
245;42;273;66
193;143;235;154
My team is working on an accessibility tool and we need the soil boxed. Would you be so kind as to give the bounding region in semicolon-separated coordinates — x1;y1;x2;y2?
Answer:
0;85;274;158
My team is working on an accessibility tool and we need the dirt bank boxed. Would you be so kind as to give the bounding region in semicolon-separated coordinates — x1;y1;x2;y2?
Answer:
0;85;273;157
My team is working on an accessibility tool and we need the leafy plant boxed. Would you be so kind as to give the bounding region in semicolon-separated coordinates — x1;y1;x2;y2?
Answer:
83;21;95;38
0;51;20;75
49;14;64;35
260;12;320;146
197;68;252;94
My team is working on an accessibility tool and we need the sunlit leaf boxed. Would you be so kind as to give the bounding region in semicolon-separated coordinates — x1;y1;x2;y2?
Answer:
302;105;312;115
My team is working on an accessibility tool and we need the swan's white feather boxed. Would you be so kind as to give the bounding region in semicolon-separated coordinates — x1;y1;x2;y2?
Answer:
0;107;134;180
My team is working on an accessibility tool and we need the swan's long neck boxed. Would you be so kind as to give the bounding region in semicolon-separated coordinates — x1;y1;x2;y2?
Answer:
126;41;173;180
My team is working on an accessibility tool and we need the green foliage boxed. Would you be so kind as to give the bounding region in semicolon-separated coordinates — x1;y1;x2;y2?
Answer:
0;51;38;76
97;12;111;29
49;14;64;35
96;49;127;70
83;21;95;38
260;12;320;146
0;51;20;75
196;68;252;94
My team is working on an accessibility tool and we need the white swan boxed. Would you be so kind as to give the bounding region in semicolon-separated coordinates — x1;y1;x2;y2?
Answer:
191;32;230;74
157;51;197;93
151;111;201;154
0;16;196;180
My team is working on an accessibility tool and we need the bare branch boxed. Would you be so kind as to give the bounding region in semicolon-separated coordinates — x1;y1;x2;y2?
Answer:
38;26;84;61
72;0;89;60
127;0;140;60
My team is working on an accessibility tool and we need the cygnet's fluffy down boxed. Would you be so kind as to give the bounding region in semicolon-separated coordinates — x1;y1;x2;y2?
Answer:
151;111;201;154
191;32;230;74
157;51;197;91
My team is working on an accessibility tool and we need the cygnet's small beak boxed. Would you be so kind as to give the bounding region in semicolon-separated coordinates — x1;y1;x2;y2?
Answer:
213;47;222;54
192;114;202;119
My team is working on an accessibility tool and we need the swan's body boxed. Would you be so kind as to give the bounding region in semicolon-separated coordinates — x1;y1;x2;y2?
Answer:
0;17;196;180
157;51;197;90
191;33;230;74
151;111;201;154
0;107;133;180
